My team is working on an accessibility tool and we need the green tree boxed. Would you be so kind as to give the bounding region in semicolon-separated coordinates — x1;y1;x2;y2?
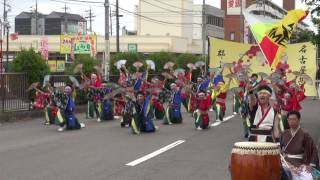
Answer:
9;48;49;85
110;52;140;75
302;0;320;45
291;30;315;43
175;53;201;68
66;54;99;76
147;51;176;73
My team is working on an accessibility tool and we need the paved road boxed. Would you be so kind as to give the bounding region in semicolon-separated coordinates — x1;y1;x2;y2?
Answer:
0;99;319;180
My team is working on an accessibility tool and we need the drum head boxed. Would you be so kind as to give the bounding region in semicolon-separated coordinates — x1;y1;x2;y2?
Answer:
232;142;280;155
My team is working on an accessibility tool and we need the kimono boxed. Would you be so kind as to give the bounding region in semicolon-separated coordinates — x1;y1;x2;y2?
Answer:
233;81;246;114
57;95;82;130
194;95;212;129
213;81;230;121
248;104;278;142
86;87;103;119
152;96;165;120
101;98;114;121
131;96;156;134
121;99;135;127
279;85;306;131
163;90;183;124
280;128;320;180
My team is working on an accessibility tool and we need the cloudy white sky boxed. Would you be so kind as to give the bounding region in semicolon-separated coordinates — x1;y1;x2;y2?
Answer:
1;0;316;35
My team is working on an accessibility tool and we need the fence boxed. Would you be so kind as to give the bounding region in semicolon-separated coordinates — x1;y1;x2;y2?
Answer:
0;73;29;112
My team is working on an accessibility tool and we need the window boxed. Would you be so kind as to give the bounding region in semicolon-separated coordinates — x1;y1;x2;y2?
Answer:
230;32;235;41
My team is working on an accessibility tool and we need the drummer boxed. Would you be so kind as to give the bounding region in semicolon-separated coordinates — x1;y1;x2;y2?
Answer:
280;110;319;180
247;85;281;142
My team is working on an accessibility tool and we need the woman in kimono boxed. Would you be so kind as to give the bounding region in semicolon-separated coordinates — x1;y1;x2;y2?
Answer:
212;78;232;122
100;88;114;121
56;86;85;132
131;92;157;134
151;91;165;120
194;91;212;130
163;83;183;125
87;73;102;121
280;110;319;180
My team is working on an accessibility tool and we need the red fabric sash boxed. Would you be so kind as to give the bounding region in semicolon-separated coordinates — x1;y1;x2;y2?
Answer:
256;106;272;128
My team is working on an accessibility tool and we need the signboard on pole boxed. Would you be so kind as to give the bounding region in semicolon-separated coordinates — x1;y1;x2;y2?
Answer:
227;0;246;15
39;36;48;60
48;60;65;72
128;43;137;53
60;34;97;55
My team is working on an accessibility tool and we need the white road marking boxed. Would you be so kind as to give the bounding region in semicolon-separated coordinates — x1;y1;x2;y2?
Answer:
210;115;235;127
125;140;186;167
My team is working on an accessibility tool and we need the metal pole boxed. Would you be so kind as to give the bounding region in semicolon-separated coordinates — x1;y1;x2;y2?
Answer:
116;0;119;52
3;0;6;37
6;25;8;72
104;0;110;81
35;0;38;35
110;7;113;36
202;0;207;75
240;0;243;43
89;7;92;32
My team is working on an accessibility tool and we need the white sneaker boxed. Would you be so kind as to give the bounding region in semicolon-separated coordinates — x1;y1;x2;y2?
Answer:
125;124;130;128
155;126;159;130
168;122;173;125
209;108;214;112
57;127;65;132
80;123;85;128
196;127;202;130
97;118;101;123
233;112;238;115
44;122;50;125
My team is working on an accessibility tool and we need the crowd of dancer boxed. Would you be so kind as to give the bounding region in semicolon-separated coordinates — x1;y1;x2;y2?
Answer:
29;59;319;179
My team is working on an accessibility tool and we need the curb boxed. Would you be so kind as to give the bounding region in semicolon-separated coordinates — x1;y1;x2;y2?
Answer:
0;105;87;123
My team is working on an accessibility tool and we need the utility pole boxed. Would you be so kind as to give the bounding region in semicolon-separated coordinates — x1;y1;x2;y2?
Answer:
35;0;38;35
104;0;110;81
85;7;96;33
202;0;207;74
62;3;69;33
3;0;6;37
3;0;9;72
240;0;244;43
110;7;113;36
116;0;120;52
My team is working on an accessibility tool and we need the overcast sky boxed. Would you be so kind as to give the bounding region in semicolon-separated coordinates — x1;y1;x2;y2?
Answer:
2;0;316;35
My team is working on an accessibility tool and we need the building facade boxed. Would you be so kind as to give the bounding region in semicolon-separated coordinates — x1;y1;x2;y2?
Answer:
15;12;45;35
15;11;87;35
192;4;224;40
136;0;224;40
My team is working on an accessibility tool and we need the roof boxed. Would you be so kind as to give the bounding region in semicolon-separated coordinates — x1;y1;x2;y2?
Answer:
46;11;86;21
15;12;46;19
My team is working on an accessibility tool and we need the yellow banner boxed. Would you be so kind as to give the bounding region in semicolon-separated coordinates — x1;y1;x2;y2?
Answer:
47;60;65;72
48;60;57;72
60;34;97;54
209;37;317;96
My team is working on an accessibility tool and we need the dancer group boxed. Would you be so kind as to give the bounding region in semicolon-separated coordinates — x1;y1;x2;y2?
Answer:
29;58;319;179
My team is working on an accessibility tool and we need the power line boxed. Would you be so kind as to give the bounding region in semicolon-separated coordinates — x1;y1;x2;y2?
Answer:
64;0;103;4
85;7;96;32
140;0;199;16
113;4;201;26
149;0;196;12
50;0;103;8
